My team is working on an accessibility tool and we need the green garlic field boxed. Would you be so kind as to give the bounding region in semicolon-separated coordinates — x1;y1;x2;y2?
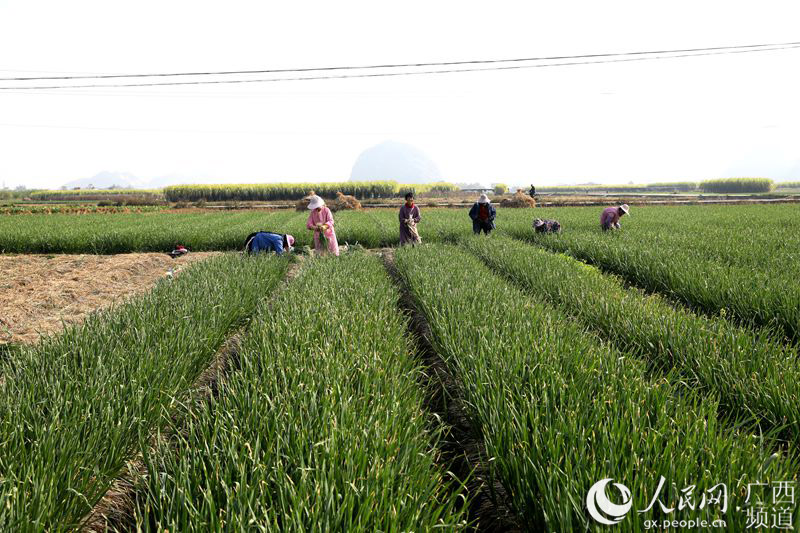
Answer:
1;204;798;531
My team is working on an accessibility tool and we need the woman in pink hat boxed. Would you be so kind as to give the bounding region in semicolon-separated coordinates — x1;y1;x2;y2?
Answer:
306;195;340;256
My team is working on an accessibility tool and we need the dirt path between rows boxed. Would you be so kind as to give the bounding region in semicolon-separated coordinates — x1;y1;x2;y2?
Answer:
379;248;520;532
0;252;219;345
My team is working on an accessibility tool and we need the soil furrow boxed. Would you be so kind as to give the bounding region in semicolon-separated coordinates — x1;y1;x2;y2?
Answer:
379;248;520;533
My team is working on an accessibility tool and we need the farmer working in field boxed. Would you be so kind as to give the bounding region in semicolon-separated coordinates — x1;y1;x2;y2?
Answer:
245;232;295;255
399;192;422;245
533;218;561;234
469;194;496;235
306;195;340;256
600;204;630;231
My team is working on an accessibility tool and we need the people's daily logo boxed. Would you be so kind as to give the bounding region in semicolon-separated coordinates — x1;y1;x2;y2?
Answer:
586;478;633;525
586;477;796;529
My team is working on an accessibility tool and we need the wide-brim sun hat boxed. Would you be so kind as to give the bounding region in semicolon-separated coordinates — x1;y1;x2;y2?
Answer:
307;195;325;210
619;204;630;215
478;194;490;204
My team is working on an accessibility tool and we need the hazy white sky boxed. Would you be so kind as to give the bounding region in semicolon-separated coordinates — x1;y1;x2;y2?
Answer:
1;0;799;188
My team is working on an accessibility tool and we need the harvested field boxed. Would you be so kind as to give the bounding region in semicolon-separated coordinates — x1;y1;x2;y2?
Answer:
0;252;217;344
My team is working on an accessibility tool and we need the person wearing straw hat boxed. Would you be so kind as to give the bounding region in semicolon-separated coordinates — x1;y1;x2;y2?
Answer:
306;195;340;256
398;192;422;246
469;194;496;235
600;204;630;231
533;218;561;234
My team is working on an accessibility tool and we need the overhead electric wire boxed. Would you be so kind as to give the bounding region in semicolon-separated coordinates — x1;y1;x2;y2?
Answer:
1;42;798;91
1;40;798;82
0;122;398;135
0;68;117;75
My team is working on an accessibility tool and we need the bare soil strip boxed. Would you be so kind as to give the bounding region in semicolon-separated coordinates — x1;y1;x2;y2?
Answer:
0;252;218;345
380;249;520;533
82;258;305;532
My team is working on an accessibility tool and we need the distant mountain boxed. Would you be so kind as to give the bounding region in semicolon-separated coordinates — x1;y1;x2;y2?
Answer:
350;141;442;184
62;171;145;189
776;160;800;181
61;171;221;190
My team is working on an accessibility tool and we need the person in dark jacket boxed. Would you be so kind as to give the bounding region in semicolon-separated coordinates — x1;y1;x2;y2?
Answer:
469;194;496;235
245;232;295;255
529;184;536;197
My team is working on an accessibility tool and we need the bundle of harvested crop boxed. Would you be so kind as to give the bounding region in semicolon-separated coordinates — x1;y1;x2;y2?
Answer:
499;190;536;208
330;191;362;212
405;217;421;244
294;190;316;211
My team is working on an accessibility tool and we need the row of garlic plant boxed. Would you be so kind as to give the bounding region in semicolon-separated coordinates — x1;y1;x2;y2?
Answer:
498;205;800;275
394;244;796;532
0;206;484;254
0;208;467;254
0;209;406;254
499;205;800;342
0;254;289;531
0;210;304;253
129;253;467;531
464;235;800;445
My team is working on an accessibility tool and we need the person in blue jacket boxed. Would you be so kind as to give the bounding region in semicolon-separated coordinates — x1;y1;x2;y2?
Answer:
245;232;295;255
469;194;496;235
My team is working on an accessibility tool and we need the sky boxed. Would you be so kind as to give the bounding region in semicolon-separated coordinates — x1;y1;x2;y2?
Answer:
0;0;799;189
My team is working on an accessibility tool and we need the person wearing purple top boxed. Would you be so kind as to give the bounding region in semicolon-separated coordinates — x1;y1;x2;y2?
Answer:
600;204;630;231
398;192;421;245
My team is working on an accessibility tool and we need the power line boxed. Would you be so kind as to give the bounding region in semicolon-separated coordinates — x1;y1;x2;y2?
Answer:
1;41;797;82
0;122;404;135
1;43;798;91
0;68;116;75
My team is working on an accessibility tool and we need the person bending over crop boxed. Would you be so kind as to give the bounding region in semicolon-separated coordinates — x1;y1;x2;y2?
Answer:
399;192;421;245
533;218;561;234
600;204;630;231
306;195;340;256
244;232;295;255
469;194;496;235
